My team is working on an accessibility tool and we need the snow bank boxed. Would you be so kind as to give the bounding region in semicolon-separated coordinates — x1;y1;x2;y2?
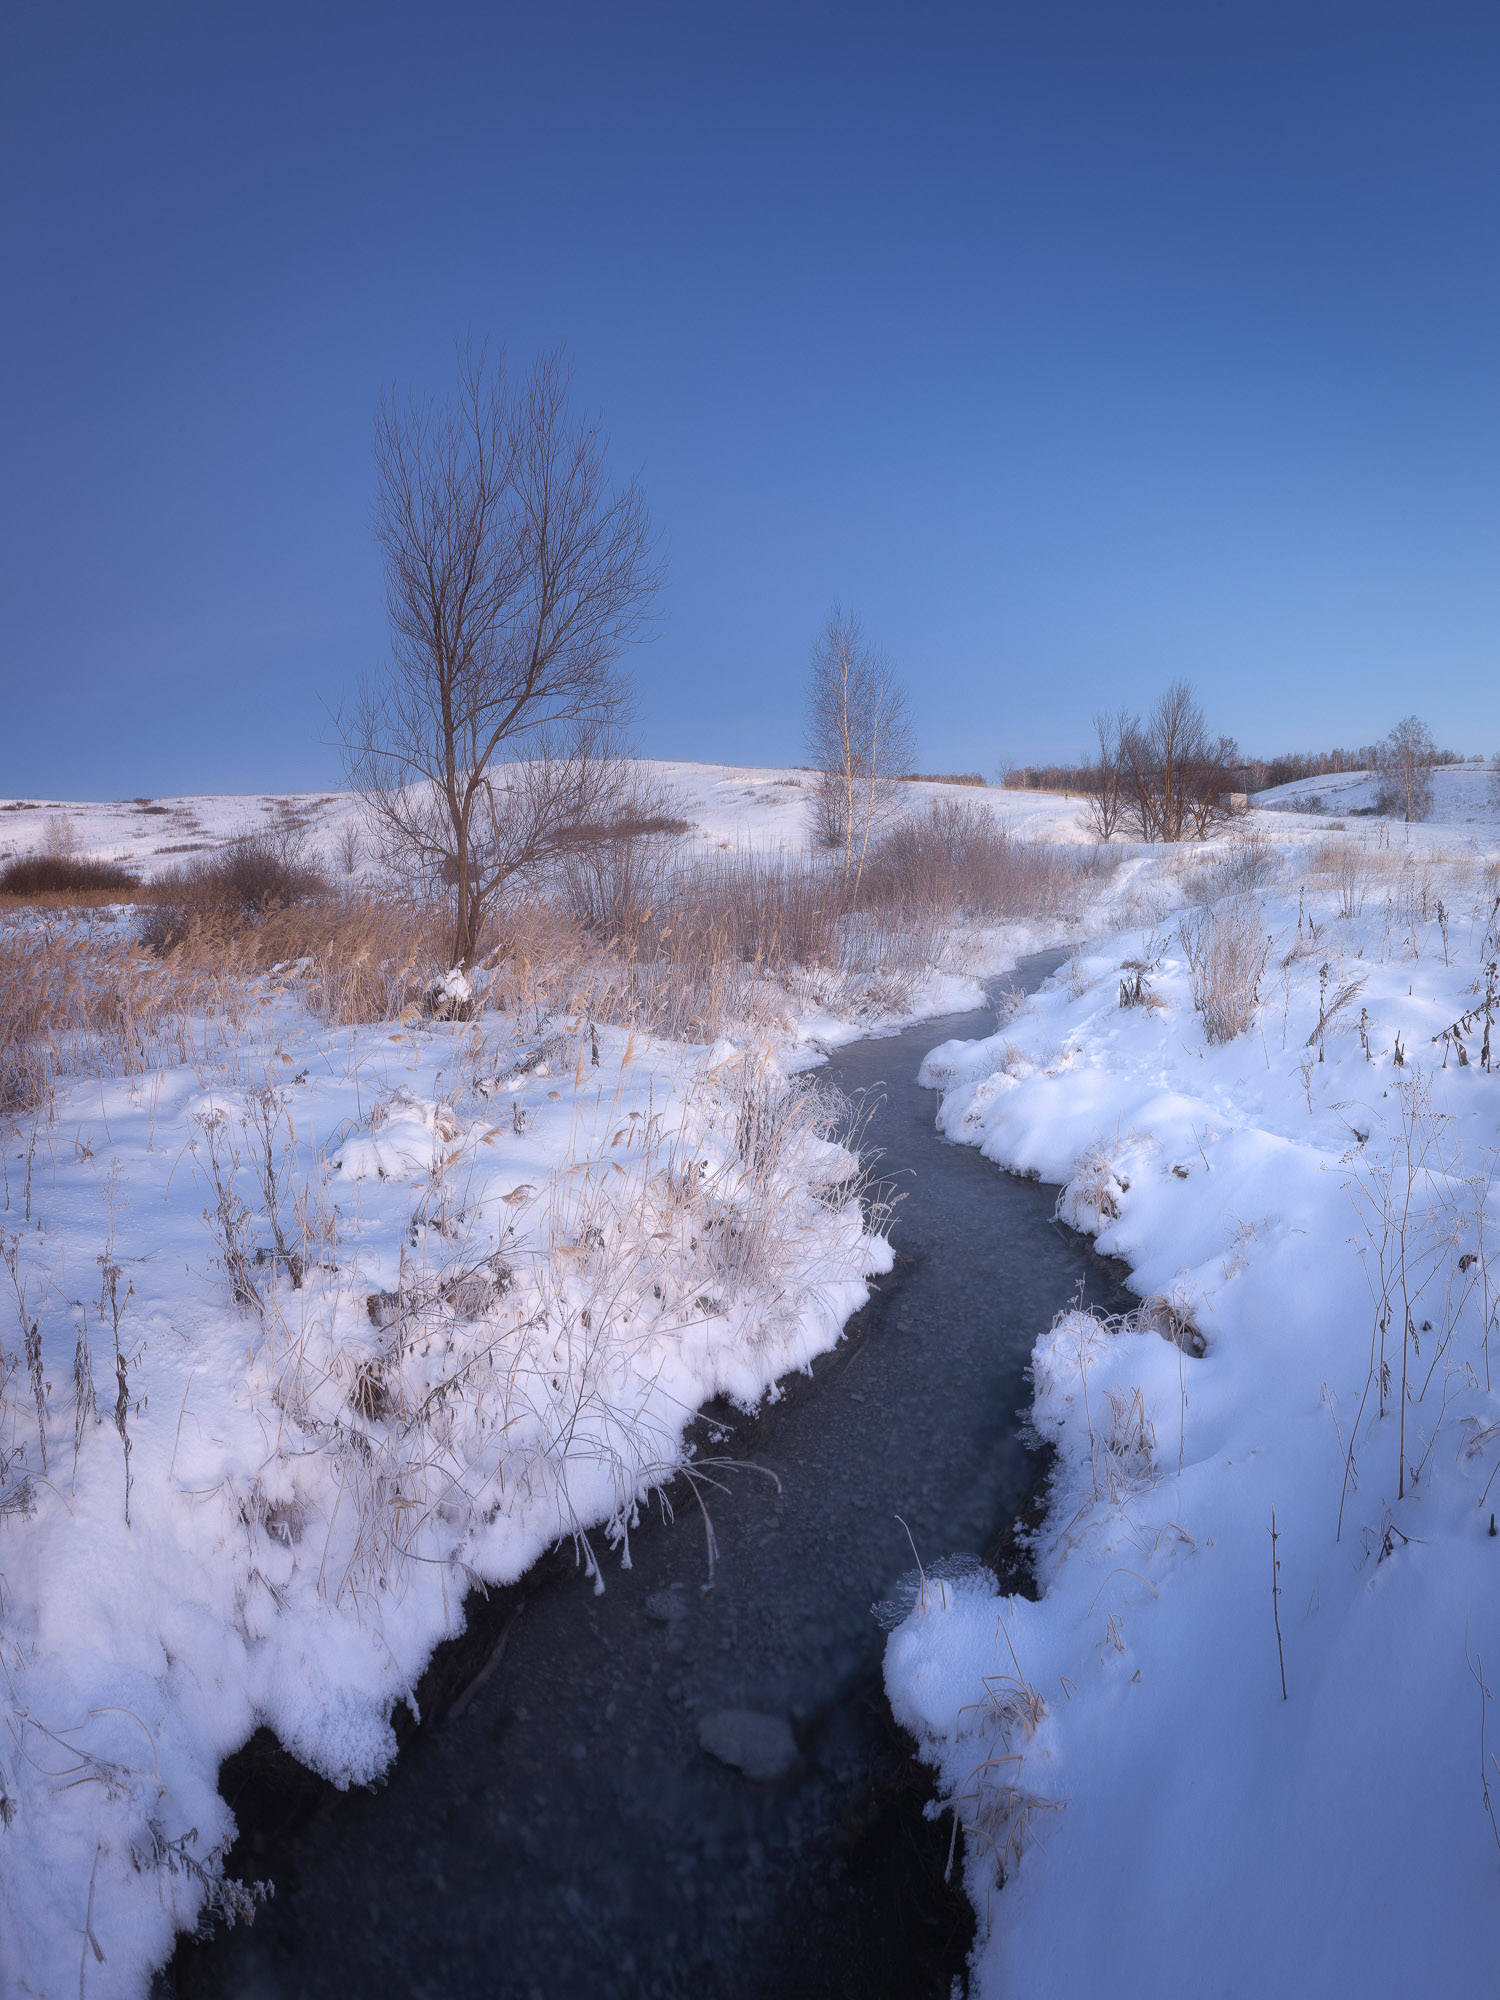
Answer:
888;830;1500;1996
0;994;890;1995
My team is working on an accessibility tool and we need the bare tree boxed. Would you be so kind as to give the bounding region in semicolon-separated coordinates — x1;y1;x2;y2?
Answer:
804;608;914;899
1081;710;1130;841
340;346;662;967
1377;715;1436;823
1105;682;1237;843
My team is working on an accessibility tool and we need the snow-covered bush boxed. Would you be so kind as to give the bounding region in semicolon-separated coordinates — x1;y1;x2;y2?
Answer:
1178;897;1270;1043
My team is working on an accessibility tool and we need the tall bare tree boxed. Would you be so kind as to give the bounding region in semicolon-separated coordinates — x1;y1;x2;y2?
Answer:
1377;714;1435;823
804;608;913;898
340;347;662;966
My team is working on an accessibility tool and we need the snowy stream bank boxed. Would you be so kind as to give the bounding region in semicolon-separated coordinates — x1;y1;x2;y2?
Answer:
885;853;1500;1999
159;956;1131;2000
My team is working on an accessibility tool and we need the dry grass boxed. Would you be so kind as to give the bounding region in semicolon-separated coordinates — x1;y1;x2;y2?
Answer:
0;928;247;1114
1177;831;1280;906
556;811;1111;1045
187;1016;878;1611
0;802;1110;1113
1179;899;1271;1044
562;801;1111;1032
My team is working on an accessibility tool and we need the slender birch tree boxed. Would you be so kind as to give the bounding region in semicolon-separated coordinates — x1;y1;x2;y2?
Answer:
1377;715;1436;824
804;608;913;899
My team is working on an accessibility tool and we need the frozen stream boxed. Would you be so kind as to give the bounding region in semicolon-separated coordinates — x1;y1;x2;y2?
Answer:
163;950;1133;2000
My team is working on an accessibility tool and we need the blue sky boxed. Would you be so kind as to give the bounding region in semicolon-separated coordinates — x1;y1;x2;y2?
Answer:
3;2;1498;794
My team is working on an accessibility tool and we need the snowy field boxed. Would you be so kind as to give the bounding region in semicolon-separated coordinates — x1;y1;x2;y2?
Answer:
0;760;1092;880
6;754;1495;883
8;764;1500;1995
885;822;1500;1996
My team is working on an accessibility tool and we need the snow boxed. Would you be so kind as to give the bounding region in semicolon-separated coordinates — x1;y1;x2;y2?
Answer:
0;761;1098;883
1254;759;1500;828
0;993;900;1992
885;820;1500;1996
16;759;1500;1994
0;764;1101;1995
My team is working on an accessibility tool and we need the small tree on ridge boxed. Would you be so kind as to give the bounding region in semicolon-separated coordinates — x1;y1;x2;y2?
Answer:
340;346;662;967
1377;715;1435;823
804;608;913;899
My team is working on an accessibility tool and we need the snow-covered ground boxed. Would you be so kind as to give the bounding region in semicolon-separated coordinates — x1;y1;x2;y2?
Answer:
5;757;1495;885
0;761;1094;880
1;986;906;1992
884;824;1500;1995
0;765;1101;1996
15;762;1500;1996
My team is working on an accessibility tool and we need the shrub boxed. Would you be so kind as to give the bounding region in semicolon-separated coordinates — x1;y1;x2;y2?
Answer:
551;798;1113;1050
555;811;692;844
0;854;141;897
861;798;1104;920
144;835;327;949
1179;832;1279;905
1179;900;1271;1044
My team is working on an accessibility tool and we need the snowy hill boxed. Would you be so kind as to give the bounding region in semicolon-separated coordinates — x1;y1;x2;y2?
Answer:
0;761;1097;879
1253;760;1500;825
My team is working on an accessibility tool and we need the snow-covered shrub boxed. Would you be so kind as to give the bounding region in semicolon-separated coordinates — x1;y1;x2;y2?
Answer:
1178;899;1270;1043
1058;1140;1130;1229
1180;830;1280;903
1308;837;1373;920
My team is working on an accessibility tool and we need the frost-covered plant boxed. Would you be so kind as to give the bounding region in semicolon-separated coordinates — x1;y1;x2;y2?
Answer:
948;1609;1064;1884
1179;900;1270;1044
190;1035;879;1614
1180;831;1279;905
1342;1077;1474;1528
1058;1141;1130;1230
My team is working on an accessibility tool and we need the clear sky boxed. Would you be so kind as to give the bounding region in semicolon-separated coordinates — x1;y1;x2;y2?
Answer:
3;1;1498;795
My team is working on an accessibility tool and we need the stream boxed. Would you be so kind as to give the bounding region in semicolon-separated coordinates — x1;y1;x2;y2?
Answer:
162;949;1133;2000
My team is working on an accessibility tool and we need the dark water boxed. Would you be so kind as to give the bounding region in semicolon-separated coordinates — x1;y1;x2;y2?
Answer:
163;952;1132;2000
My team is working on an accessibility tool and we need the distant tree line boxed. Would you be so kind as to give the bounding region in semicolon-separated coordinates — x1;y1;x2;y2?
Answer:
1238;739;1467;792
1001;737;1469;799
999;703;1472;833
